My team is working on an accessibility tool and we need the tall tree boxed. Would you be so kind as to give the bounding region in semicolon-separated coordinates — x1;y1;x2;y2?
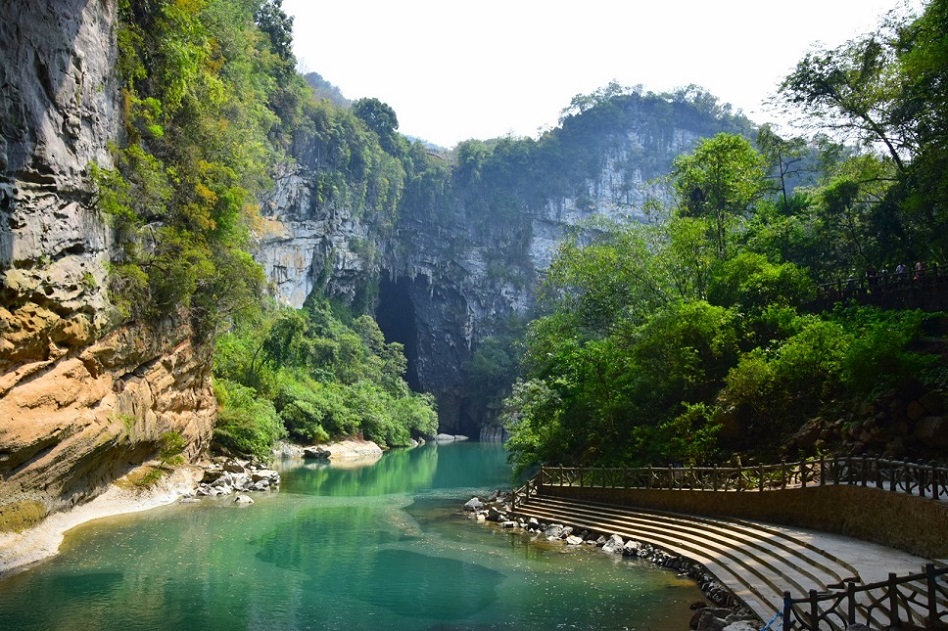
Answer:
672;133;766;258
778;28;909;171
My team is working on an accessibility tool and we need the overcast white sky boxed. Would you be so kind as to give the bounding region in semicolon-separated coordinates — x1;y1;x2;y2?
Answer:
283;0;920;148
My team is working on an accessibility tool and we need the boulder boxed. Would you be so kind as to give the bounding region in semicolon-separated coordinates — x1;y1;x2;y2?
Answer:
565;535;584;546
914;416;948;447
234;495;254;505
251;469;279;483
303;446;331;459
464;497;484;512
223;460;248;473
622;540;642;556
543;523;567;539
601;534;624;554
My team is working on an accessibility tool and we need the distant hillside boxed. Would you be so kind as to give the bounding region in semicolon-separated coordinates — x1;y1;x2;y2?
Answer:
303;71;350;108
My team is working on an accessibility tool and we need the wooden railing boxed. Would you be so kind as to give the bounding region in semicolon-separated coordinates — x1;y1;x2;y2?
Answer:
782;564;948;630
509;459;948;629
526;457;948;501
813;263;948;311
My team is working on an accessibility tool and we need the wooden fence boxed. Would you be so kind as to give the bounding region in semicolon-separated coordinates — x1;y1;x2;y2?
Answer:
782;563;948;630
812;263;948;311
510;460;948;629
518;456;948;507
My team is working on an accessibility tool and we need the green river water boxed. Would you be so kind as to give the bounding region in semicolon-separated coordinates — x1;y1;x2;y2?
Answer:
0;442;703;630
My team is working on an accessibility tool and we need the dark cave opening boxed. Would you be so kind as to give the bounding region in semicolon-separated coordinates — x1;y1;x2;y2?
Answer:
375;275;422;392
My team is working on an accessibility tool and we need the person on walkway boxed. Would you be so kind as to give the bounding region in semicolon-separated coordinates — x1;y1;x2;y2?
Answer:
915;260;926;281
866;266;878;292
896;262;908;284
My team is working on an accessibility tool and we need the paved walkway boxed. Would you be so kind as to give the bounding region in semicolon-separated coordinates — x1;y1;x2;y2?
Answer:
512;494;941;628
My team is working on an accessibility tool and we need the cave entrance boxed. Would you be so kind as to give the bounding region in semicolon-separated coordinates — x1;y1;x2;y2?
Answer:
375;275;422;392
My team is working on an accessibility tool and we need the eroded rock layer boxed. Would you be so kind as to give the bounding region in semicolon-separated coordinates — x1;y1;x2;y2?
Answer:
0;0;214;530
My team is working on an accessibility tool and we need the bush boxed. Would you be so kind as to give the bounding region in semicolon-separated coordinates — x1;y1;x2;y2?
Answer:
213;379;286;459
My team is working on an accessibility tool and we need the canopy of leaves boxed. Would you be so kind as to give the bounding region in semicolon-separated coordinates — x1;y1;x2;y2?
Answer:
213;297;437;455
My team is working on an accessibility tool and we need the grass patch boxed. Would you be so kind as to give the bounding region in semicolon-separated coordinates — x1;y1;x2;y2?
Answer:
0;500;47;533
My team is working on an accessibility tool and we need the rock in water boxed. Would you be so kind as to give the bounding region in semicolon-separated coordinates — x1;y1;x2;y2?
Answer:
464;497;484;512
234;495;254;505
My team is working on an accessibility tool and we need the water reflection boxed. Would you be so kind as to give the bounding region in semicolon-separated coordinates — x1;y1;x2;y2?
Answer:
0;442;703;631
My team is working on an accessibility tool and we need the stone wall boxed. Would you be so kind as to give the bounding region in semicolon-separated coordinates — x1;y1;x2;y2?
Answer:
544;485;948;558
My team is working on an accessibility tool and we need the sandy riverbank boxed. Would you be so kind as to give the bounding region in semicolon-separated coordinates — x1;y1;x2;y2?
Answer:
0;465;201;577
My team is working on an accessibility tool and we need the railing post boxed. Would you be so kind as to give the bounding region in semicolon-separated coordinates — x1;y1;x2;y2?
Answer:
847;582;856;626
737;465;743;491
888;573;899;628
932;462;940;501
782;460;788;490
800;460;807;488
809;589;820;631
919;460;926;499
861;457;867;487
846;457;853;486
712;465;718;492
647;466;652;490
759;464;765;492
820;456;825;486
902;459;910;494
667;466;673;490
890;459;898;492
783;591;793;631
874;458;882;490
833;456;841;485
561;465;566;487
927;563;938;625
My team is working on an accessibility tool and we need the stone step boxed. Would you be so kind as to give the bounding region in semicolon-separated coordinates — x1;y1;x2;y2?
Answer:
513;494;941;630
531;495;859;587
516;498;793;618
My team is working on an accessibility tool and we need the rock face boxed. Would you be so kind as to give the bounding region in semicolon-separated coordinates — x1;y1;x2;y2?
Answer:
0;0;215;530
256;121;711;434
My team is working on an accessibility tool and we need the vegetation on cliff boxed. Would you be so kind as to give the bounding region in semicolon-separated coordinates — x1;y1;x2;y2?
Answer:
98;0;948;469
98;0;437;458
504;0;948;472
213;296;437;457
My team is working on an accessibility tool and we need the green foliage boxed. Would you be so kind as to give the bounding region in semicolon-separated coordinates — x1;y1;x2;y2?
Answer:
213;378;286;459
158;431;187;466
504;70;946;470
673;133;766;257
213;298;437;456
101;0;306;332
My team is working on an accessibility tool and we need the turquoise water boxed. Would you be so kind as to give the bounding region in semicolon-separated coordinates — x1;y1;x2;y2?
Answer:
0;443;703;630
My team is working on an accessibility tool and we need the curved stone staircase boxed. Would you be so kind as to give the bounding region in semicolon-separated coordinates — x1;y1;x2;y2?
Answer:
512;494;938;626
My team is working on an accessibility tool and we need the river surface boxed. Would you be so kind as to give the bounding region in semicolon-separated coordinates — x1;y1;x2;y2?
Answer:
0;442;703;630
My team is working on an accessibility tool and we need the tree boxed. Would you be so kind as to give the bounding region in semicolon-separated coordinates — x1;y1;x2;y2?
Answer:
351;97;402;156
756;124;810;206
672;133;766;258
254;0;295;64
778;29;909;171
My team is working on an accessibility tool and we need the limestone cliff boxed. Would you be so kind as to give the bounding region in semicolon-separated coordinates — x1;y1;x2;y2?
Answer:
256;96;748;434
0;0;214;530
